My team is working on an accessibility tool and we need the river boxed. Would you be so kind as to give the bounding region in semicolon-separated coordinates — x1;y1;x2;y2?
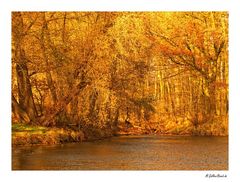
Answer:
12;135;228;170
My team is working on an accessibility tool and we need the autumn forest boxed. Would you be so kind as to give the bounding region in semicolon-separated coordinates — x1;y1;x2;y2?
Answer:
12;12;228;147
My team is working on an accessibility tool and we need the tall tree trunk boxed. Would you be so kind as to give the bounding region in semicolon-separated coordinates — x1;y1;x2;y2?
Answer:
12;12;37;123
41;13;58;104
15;49;37;123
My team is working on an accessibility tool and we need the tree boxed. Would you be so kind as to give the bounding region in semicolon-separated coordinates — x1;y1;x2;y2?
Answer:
12;12;228;136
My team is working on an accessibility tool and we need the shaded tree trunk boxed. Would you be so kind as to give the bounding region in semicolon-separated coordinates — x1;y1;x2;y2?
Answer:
15;49;37;123
12;94;30;124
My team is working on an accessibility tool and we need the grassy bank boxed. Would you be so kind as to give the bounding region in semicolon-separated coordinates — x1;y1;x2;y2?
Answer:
12;124;85;146
12;123;115;146
13;117;227;146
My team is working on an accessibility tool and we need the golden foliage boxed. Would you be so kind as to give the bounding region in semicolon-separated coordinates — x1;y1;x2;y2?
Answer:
12;12;228;140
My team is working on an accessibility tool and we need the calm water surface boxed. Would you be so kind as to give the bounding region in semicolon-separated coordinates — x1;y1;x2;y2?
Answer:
12;135;228;170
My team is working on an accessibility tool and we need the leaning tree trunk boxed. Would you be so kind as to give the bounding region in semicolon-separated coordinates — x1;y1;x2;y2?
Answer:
40;80;89;126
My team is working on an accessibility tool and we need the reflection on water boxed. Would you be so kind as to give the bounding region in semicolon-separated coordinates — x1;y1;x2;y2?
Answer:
12;135;228;170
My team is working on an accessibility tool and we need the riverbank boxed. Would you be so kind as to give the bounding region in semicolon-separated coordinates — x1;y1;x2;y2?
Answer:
12;124;85;146
12;119;228;146
117;119;228;137
12;123;116;146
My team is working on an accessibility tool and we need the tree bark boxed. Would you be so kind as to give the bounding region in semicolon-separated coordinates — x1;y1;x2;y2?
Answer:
12;94;30;124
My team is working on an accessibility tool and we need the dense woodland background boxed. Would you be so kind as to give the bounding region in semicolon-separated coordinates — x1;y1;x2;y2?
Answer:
12;12;228;138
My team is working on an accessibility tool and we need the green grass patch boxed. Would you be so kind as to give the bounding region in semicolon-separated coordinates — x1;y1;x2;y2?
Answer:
12;124;85;146
12;123;47;133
